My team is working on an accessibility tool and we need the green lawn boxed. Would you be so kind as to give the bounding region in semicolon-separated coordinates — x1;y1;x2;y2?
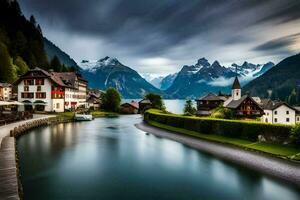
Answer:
91;111;119;118
147;120;300;161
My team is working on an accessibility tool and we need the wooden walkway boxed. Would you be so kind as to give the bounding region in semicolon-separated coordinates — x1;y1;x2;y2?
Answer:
0;137;19;200
0;115;55;200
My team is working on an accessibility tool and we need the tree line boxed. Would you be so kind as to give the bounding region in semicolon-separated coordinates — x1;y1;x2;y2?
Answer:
0;0;74;84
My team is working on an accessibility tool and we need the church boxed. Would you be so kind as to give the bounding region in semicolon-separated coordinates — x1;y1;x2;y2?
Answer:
223;76;264;118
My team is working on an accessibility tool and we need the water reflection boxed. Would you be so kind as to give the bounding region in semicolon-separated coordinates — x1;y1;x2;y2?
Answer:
17;115;300;200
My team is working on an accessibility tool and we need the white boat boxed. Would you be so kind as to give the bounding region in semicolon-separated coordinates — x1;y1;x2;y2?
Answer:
74;114;93;121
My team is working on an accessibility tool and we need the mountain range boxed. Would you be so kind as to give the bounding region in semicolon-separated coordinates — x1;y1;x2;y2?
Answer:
80;57;161;98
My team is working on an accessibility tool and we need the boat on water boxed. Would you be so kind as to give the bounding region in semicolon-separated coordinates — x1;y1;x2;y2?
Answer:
74;113;93;121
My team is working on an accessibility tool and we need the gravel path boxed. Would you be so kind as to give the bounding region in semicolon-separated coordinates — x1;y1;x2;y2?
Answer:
136;122;300;188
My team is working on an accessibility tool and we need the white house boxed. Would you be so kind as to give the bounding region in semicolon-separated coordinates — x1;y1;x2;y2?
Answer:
0;83;12;101
261;101;298;125
16;68;88;112
51;72;88;110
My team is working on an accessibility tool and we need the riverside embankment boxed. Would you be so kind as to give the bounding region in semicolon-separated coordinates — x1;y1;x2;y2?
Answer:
136;122;300;188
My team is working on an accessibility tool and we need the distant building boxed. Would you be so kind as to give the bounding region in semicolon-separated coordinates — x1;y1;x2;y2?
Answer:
261;101;300;125
86;89;102;110
0;83;12;101
120;101;139;114
195;93;228;116
224;76;264;118
138;99;152;113
16;68;88;112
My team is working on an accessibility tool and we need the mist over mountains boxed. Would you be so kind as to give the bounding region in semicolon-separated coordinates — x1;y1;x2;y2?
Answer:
81;56;274;99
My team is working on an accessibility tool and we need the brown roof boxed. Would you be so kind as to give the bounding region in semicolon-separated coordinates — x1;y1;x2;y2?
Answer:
51;72;77;88
232;76;241;89
225;95;263;110
0;83;12;87
264;101;297;111
198;93;223;101
121;101;139;109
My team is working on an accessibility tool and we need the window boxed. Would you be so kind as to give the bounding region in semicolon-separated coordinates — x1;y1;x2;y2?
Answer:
24;79;34;85
236;92;239;96
36;92;46;99
267;112;269;116
286;118;290;122
274;111;277;115
297;117;300;121
286;111;289;115
24;86;29;91
56;103;60;109
37;86;41;91
21;92;34;98
35;79;44;85
265;118;268;123
274;118;277;123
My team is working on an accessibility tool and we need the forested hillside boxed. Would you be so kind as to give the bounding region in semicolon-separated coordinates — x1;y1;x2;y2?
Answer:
244;53;300;105
0;0;76;83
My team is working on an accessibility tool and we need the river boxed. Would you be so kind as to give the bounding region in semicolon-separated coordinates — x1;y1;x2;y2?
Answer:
17;115;300;199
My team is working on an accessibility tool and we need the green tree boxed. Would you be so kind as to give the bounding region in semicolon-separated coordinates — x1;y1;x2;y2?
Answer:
183;99;196;115
101;87;121;112
290;124;300;145
145;93;164;110
211;106;234;119
0;42;17;83
14;56;29;75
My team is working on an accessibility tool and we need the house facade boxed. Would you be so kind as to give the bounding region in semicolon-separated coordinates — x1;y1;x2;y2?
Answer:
51;72;87;110
224;76;264;118
262;102;299;125
196;93;227;116
0;83;12;101
16;68;88;112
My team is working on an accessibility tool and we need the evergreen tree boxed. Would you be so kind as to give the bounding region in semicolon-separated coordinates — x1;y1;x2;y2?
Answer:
0;42;17;83
50;55;62;71
101;88;121;112
183;99;196;114
14;56;29;75
30;15;37;26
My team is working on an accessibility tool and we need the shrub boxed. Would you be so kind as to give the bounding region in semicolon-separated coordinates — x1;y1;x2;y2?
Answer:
144;109;292;143
290;124;300;144
210;106;234;119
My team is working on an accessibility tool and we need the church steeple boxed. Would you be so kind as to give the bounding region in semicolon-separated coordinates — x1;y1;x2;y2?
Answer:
232;76;241;89
231;76;241;100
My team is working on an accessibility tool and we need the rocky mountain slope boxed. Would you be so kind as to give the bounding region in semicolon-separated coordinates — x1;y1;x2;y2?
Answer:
165;58;274;98
81;57;162;98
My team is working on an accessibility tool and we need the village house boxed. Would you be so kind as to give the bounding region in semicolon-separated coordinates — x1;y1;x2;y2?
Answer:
223;77;264;118
261;101;300;125
51;72;88;110
0;83;12;101
120;101;139;114
138;99;152;113
16;68;88;112
86;89;102;110
195;93;228;116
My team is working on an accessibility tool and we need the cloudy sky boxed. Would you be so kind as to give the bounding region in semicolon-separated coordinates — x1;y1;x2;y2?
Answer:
20;0;300;77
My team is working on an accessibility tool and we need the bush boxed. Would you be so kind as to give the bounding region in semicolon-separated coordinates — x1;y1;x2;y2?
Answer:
210;106;234;119
144;109;292;143
290;124;300;144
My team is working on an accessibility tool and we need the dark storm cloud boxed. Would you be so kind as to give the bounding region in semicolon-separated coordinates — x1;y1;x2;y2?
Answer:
19;0;300;75
253;33;300;54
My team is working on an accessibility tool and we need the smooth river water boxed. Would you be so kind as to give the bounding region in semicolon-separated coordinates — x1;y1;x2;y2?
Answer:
17;115;300;200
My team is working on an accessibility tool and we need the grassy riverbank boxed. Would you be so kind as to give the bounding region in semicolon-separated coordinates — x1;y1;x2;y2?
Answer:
146;110;300;162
